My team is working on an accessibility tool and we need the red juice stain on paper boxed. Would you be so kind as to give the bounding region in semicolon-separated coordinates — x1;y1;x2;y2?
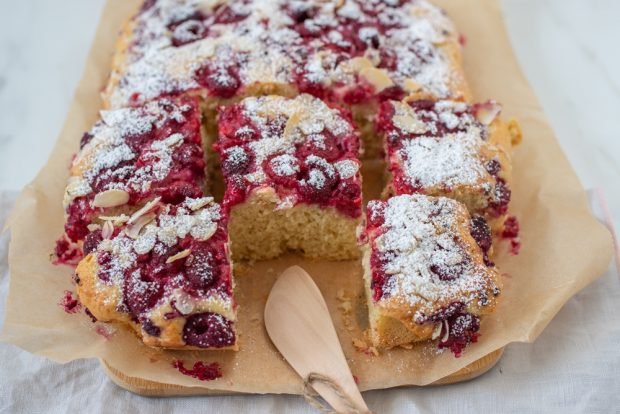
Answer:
502;215;521;255
458;33;467;47
172;360;222;381
59;290;82;314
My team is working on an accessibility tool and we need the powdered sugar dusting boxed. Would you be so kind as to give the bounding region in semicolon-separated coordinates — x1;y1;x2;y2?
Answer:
65;98;200;209
386;100;502;201
400;133;487;188
106;0;462;107
369;195;498;319
223;94;359;193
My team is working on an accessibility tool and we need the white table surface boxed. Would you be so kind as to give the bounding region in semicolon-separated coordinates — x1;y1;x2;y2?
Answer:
1;0;619;413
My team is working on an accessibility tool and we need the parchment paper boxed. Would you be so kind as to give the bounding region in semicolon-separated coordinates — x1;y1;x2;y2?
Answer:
0;0;613;393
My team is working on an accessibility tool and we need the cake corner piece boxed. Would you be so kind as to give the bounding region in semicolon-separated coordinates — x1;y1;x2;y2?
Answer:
359;194;501;356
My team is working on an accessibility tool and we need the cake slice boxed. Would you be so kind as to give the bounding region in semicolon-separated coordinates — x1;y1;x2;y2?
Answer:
60;95;206;257
377;99;522;233
360;194;501;356
75;197;237;349
216;94;363;260
103;0;470;158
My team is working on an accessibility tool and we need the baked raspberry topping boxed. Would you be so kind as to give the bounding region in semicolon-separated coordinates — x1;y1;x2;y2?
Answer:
436;312;480;357
217;95;362;217
63;96;205;243
365;195;499;356
366;196;499;306
182;312;236;348
195;55;244;98
86;197;235;346
107;0;461;108
379;99;510;218
172;359;223;381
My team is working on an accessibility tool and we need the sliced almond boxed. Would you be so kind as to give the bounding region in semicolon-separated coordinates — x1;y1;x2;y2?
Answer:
87;223;102;232
431;322;443;340
393;113;425;134
128;197;161;224
283;111;303;138
474;101;502;125
403;78;422;93
101;220;115;240
346;56;374;72
359;67;394;92
125;213;156;239
98;214;130;225
174;296;195;315
441;320;450;343
165;249;191;264
186;197;213;211
92;189;130;208
190;221;217;241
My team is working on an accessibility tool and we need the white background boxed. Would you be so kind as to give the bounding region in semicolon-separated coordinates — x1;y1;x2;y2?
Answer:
1;0;619;412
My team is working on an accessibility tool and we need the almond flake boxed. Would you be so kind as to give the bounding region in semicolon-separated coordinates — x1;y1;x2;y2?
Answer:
359;67;394;92
92;189;130;208
102;220;115;240
165;249;191;264
283;111;303;138
186;197;213;211
393;114;425;134
125;213;156;239
475;101;502;125
175;298;195;315
441;320;450;343
98;215;130;225
128;197;161;224
172;291;196;315
431;322;443;340
346;56;374;72
403;78;422;93
87;223;102;232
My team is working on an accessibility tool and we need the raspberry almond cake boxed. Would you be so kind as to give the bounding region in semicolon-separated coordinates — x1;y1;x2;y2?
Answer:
216;94;363;260
53;0;521;359
377;99;522;233
104;0;470;158
75;197;237;349
359;194;501;355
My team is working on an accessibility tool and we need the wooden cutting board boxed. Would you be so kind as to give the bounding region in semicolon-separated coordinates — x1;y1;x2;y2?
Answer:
102;349;503;396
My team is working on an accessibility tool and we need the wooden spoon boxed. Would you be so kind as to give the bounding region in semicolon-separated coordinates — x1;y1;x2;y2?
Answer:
264;265;370;413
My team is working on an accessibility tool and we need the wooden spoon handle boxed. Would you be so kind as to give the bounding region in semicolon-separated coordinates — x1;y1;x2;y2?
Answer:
264;266;370;413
